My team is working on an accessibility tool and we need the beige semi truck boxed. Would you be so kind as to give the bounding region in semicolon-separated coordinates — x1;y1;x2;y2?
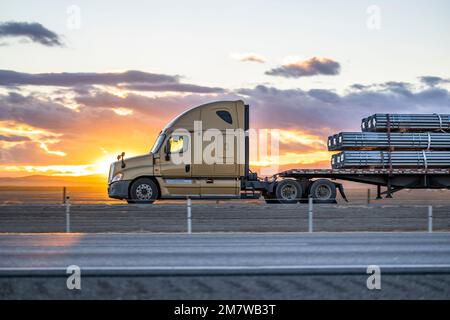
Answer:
108;100;450;203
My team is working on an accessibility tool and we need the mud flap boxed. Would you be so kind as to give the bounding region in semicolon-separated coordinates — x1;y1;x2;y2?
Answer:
335;183;348;202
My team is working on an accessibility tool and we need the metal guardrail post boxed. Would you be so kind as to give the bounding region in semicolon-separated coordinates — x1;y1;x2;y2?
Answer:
308;196;313;233
65;196;71;233
187;197;192;234
428;205;433;233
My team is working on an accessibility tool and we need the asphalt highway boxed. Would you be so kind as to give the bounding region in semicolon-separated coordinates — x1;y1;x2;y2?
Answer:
1;232;450;272
1;233;450;299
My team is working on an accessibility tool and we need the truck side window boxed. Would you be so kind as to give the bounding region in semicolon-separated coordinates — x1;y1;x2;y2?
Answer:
216;110;232;124
169;135;188;153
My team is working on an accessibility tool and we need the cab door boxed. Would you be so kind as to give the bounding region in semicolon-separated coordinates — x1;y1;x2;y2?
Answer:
195;106;241;197
157;133;200;197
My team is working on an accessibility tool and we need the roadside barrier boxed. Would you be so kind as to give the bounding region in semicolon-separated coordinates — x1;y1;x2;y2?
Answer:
187;198;192;234
65;196;70;233
0;195;447;234
429;205;433;233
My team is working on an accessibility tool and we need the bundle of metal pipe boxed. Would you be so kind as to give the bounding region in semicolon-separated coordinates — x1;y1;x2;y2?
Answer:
331;151;450;169
328;132;450;151
361;114;450;132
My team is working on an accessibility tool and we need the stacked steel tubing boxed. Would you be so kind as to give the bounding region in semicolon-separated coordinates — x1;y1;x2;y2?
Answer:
361;114;450;132
328;132;450;151
331;151;450;169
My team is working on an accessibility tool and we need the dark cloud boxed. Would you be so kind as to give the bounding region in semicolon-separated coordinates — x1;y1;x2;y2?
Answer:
350;84;369;91
2;76;449;153
380;81;414;97
0;89;237;164
74;90;238;118
0;91;133;133
307;89;340;103
0;21;63;47
239;82;450;136
0;90;213;133
0;70;178;87
383;81;411;89
0;92;76;130
120;83;225;94
0;69;226;93
419;76;449;87
0;135;31;142
265;57;340;78
74;90;184;117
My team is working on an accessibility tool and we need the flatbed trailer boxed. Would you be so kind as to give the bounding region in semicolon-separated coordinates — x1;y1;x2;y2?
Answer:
243;168;450;203
280;168;450;196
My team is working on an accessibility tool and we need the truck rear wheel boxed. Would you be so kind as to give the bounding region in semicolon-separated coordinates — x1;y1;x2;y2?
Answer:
309;179;337;203
129;178;158;204
275;179;302;204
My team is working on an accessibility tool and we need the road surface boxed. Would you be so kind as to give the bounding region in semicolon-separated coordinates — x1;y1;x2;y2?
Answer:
1;233;450;299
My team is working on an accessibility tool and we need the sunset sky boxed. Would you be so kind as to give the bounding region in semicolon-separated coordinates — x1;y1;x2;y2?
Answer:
1;0;449;179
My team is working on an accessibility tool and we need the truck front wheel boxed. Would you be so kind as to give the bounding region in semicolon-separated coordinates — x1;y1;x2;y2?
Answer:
275;179;302;204
129;178;158;204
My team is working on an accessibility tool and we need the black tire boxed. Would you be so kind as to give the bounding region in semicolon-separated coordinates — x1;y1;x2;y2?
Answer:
129;178;158;204
275;179;302;204
309;179;337;203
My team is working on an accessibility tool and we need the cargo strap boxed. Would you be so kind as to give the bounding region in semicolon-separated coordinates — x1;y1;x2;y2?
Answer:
422;150;428;170
386;114;393;175
434;113;444;132
427;132;431;150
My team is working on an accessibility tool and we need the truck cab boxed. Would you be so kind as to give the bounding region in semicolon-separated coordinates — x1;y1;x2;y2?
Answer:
108;100;250;203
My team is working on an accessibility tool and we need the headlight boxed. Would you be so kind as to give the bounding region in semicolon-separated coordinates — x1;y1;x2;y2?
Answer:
111;173;123;183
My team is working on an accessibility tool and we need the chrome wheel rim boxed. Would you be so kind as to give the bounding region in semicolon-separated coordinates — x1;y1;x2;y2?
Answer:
315;185;332;200
280;184;297;200
136;184;153;200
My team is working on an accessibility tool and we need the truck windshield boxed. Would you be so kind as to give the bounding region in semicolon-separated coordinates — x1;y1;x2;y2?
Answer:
150;132;166;154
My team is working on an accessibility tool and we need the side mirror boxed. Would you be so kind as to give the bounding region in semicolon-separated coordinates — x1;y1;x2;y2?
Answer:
117;152;126;168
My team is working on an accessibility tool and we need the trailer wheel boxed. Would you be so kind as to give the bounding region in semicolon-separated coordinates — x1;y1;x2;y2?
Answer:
275;179;302;204
309;179;337;203
129;178;158;204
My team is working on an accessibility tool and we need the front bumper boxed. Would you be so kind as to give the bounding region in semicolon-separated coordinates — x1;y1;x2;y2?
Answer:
108;180;131;199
